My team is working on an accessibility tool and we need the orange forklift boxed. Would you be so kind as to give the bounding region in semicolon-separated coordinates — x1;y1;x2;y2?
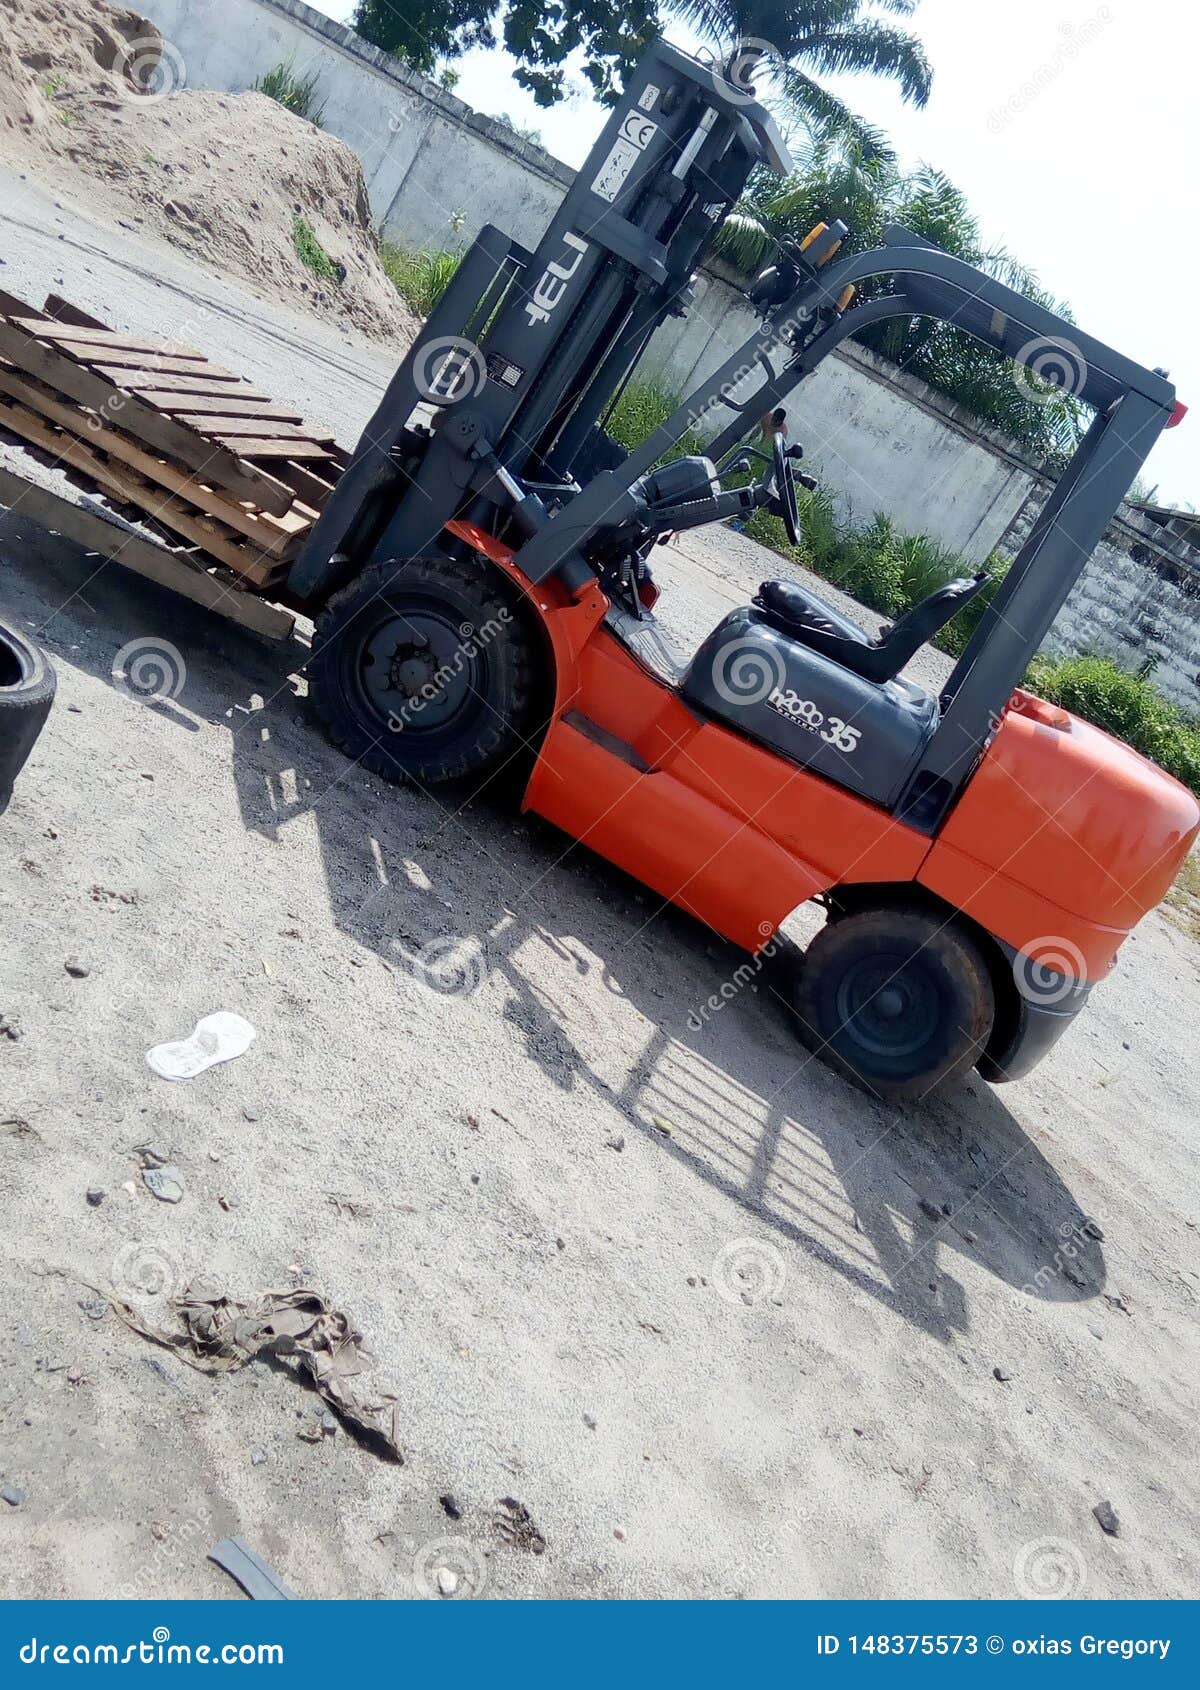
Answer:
282;39;1196;1098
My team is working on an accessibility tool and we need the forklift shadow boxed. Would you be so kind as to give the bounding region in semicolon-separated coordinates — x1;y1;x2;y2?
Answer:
607;979;1105;1342
2;519;1104;1344
218;682;1104;1345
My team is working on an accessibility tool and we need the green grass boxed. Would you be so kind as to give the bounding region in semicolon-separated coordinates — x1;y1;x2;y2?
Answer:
604;380;704;466
43;71;73;122
379;244;461;318
291;216;338;282
254;61;325;126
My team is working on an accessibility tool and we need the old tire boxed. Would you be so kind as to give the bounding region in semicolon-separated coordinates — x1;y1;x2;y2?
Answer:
308;552;539;788
0;618;56;814
793;906;994;1101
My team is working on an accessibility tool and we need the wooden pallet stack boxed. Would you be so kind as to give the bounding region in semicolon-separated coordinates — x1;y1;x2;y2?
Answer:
0;287;348;596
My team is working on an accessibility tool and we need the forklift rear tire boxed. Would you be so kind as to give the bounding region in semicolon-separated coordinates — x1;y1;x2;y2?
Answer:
308;552;539;789
793;906;994;1102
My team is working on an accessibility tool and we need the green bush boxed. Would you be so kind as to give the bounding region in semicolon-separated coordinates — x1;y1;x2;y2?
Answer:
380;244;461;317
291;217;338;282
604;381;704;464
254;61;325;126
831;513;909;616
1027;655;1200;794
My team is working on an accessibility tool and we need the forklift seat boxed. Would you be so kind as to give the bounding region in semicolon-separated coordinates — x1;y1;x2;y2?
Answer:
754;572;990;685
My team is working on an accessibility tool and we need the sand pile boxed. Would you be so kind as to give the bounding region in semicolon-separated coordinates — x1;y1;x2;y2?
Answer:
0;0;419;343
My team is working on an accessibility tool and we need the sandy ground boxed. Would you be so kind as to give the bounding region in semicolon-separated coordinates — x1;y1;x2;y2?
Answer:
1;166;1199;1603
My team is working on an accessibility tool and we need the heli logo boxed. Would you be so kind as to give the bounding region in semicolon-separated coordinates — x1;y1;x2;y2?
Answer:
523;231;589;327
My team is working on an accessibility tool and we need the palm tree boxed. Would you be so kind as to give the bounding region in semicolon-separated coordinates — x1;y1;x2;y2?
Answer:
714;138;1084;460
715;128;892;271
663;1;932;157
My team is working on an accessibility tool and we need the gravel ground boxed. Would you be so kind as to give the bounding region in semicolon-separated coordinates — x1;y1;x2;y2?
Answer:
1;166;1199;1602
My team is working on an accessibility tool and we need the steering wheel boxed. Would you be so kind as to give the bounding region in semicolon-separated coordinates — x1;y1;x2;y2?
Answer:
770;431;801;546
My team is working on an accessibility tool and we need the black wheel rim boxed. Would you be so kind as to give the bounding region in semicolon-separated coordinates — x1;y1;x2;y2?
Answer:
340;592;489;743
833;949;942;1064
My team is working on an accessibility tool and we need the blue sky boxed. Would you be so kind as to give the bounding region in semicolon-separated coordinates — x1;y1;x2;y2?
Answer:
312;1;1195;506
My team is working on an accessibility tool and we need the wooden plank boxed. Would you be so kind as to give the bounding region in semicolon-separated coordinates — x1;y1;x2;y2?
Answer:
0;463;295;640
218;436;335;460
42;294;112;331
157;394;306;423
60;345;241;379
19;323;208;361
187;415;336;444
0;364;312;557
0;395;280;581
0;316;294;515
271;459;340;510
104;368;275;399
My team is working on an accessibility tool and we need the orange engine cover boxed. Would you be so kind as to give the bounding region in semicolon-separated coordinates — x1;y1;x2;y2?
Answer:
920;690;1200;979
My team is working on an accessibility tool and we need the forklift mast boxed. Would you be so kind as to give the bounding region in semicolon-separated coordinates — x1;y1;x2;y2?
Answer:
291;38;790;597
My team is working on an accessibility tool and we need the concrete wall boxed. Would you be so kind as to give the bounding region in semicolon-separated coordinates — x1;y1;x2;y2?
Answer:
999;490;1200;711
138;0;574;253
139;0;1200;712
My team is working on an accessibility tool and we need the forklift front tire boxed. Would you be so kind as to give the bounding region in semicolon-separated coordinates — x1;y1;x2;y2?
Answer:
793;906;994;1102
308;552;539;790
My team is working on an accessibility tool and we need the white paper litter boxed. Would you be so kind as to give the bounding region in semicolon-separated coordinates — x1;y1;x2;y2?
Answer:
146;1012;257;1081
